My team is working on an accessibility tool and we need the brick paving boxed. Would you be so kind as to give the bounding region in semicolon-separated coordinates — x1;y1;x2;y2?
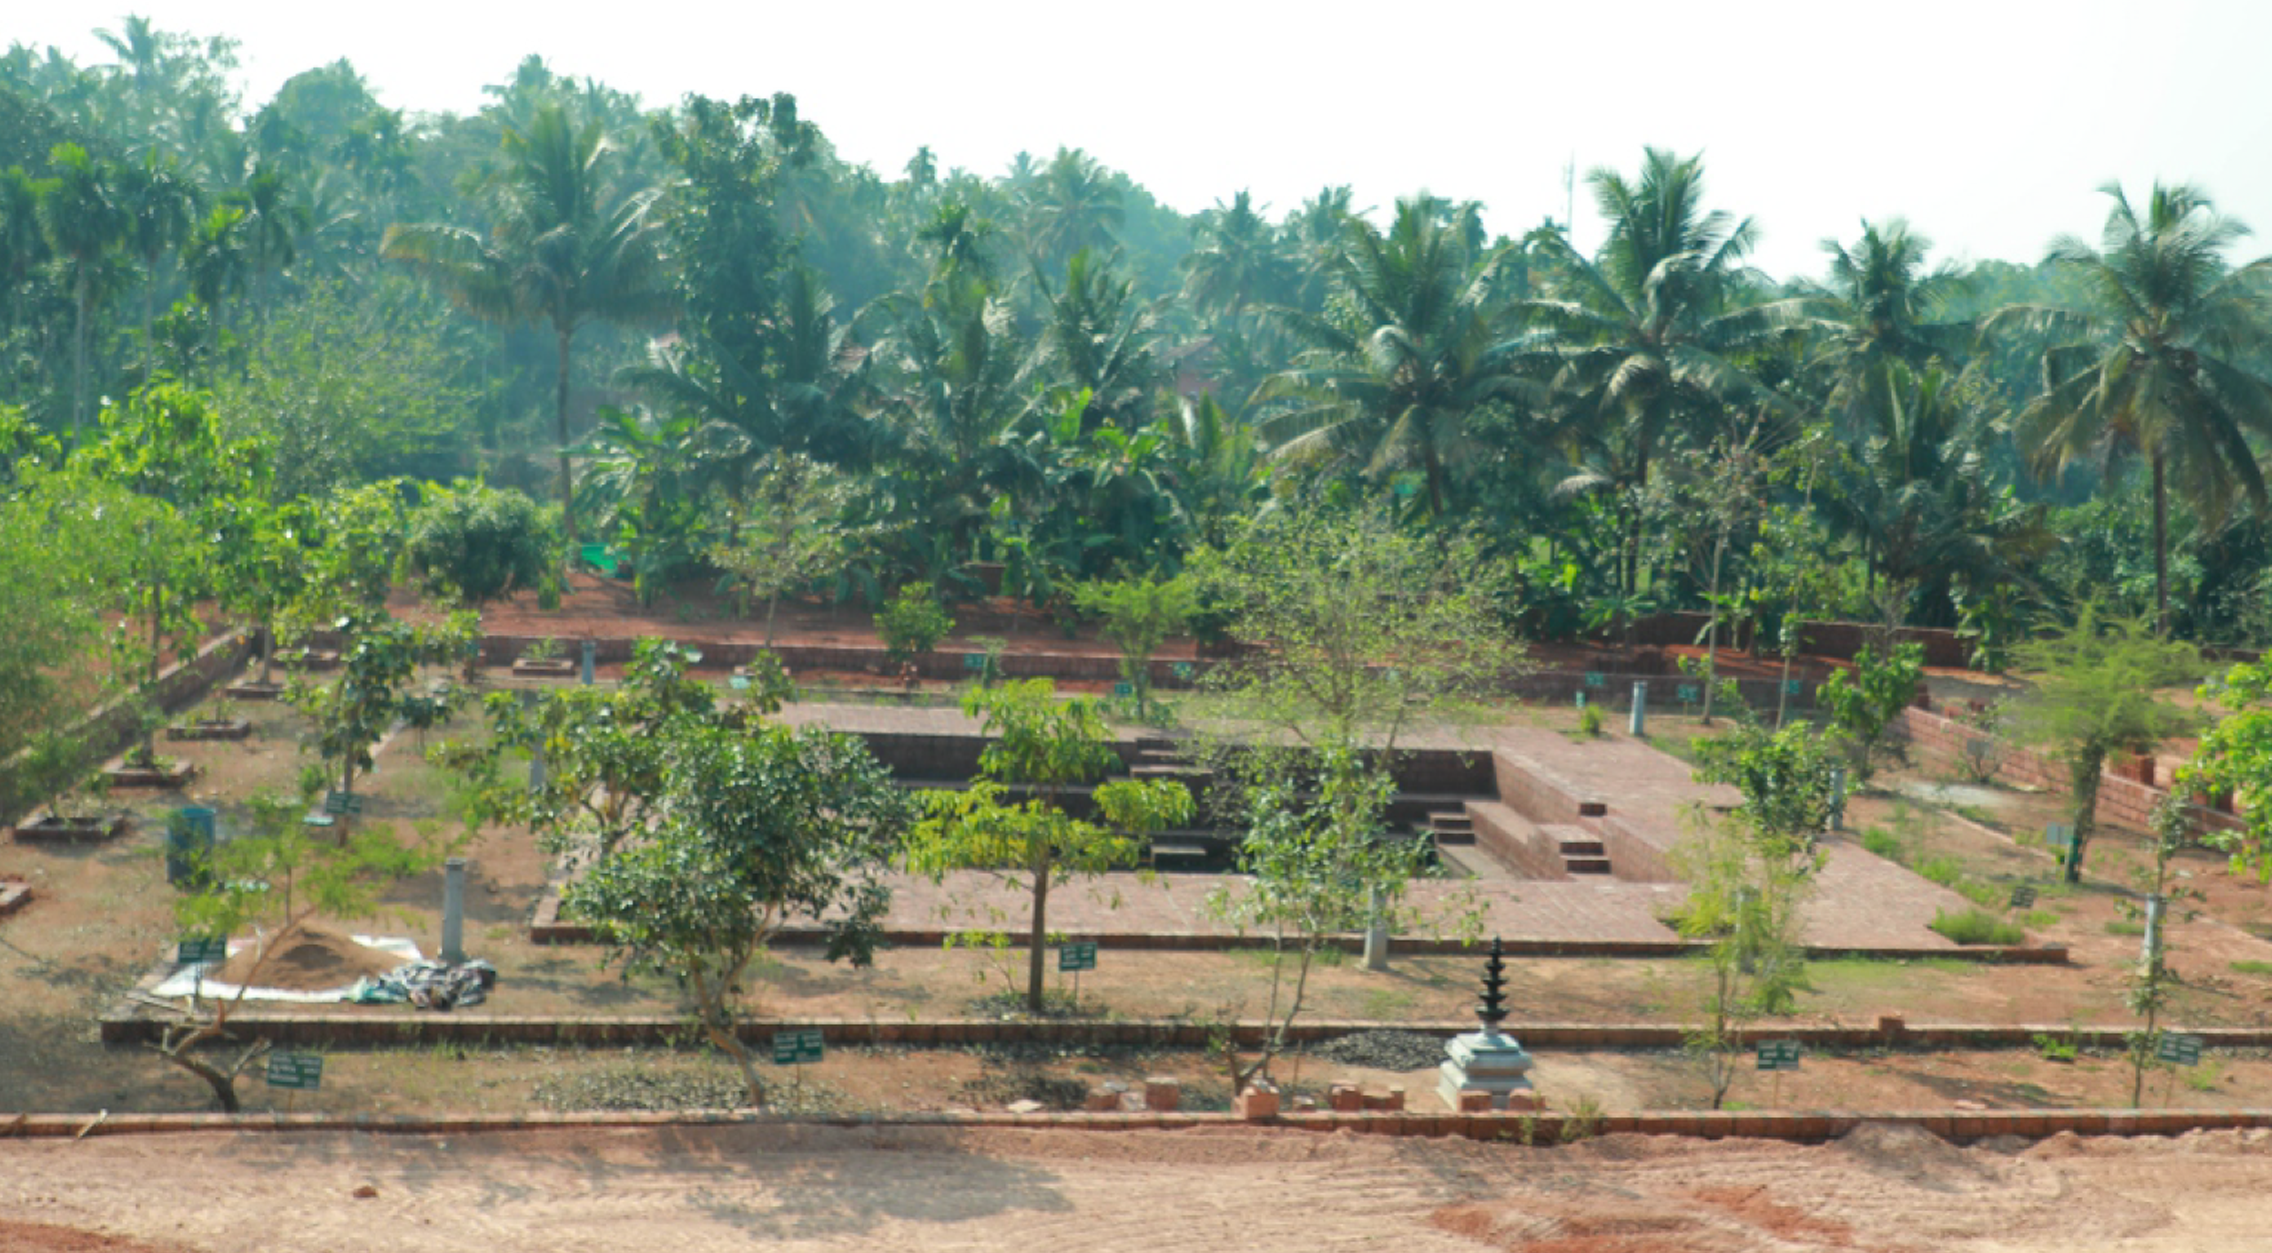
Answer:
764;705;1981;955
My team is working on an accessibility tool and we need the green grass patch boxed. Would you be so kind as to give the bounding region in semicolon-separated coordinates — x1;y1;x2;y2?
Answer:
2020;909;2062;929
1859;827;1903;861
1931;908;2025;946
2104;919;2144;936
1916;856;1965;888
2230;960;2272;977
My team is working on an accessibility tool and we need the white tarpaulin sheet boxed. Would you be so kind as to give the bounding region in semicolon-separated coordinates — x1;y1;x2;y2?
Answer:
150;935;422;1002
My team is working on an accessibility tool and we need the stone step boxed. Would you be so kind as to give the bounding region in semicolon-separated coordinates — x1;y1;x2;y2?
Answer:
1130;763;1209;781
1564;858;1615;875
1556;839;1606;858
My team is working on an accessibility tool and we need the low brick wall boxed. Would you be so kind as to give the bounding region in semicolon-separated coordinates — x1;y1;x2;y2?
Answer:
1620;614;1968;668
98;1010;2187;1052
11;1103;2272;1147
1892;707;2244;835
1;631;251;824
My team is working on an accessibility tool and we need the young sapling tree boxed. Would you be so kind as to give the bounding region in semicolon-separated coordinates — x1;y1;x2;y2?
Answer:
1074;573;1198;716
905;680;1191;1013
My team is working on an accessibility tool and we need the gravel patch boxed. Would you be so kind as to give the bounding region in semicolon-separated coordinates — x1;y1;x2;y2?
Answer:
1304;1030;1450;1072
533;1064;847;1114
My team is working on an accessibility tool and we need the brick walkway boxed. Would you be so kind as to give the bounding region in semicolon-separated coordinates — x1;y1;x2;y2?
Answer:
763;705;1978;956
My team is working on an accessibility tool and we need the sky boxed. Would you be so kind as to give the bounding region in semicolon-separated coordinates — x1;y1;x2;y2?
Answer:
17;0;2272;281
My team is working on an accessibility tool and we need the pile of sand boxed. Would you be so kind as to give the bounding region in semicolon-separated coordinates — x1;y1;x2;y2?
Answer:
213;920;406;991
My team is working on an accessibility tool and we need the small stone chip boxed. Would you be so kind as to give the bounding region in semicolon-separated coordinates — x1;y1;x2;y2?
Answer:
352;1185;378;1199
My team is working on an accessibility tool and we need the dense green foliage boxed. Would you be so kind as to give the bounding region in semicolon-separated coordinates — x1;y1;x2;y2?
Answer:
5;24;2272;649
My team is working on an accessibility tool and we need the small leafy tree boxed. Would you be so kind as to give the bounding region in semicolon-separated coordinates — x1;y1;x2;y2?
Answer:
1188;499;1524;755
1074;573;1198;715
1676;722;1836;1107
1205;749;1432;1090
2177;658;2272;883
710;456;856;646
436;638;732;859
1690;722;1844;845
565;722;912;1108
159;792;444;1110
289;608;470;800
905;680;1191;1013
2011;610;2198;883
1817;642;1925;783
876;583;953;667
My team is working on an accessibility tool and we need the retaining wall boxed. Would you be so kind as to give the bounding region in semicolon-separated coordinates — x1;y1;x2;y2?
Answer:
1892;707;2245;835
1;631;251;822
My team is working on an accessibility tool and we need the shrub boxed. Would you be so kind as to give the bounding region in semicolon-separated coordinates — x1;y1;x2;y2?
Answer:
1577;703;1604;737
1916;855;1964;887
876;585;954;666
1931;908;2023;945
1859;827;1904;861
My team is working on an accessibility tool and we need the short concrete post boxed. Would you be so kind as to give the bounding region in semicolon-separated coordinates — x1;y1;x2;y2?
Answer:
1629;681;1647;736
441;857;467;965
580;639;596;685
1363;885;1390;972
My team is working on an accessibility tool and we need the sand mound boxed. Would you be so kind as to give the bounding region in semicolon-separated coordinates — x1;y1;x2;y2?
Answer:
214;920;405;991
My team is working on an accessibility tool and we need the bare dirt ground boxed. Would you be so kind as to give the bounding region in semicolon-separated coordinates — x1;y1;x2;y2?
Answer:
6;1123;2272;1253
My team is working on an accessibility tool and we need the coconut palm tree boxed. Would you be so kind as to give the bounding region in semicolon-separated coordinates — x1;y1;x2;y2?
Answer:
1030;248;1163;435
1521;149;1812;590
1988;182;2272;634
1258;197;1531;517
1018;148;1122;272
383;103;675;554
1810;218;1970;434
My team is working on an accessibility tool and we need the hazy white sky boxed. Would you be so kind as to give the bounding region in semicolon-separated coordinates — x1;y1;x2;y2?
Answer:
19;0;2272;280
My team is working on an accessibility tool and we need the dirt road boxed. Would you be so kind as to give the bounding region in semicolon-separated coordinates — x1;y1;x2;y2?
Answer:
3;1123;2268;1252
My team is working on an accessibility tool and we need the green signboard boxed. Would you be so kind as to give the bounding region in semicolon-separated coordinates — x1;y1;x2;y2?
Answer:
1583;671;1606;689
1677;683;1700;703
728;675;751;691
2007;885;2038;911
1782;678;1804;697
1112;681;1134;698
1059;941;1098;973
1171;661;1195;682
2043;822;2074;850
772;1029;825;1066
2157;1034;2204;1066
1755;1039;1803;1071
265;1052;324;1090
963;652;987;672
323;790;365;816
177;937;228;965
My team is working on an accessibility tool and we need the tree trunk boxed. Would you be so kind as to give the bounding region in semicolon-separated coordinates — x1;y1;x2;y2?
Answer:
1701;535;1725;726
2151;453;2170;637
72;276;90;433
1026;843;1052;1014
258;622;274;686
2066;749;2103;885
146;570;164;761
555;325;577;561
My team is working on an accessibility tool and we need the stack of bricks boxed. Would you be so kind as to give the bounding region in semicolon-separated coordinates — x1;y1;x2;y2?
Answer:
1328;1083;1406;1113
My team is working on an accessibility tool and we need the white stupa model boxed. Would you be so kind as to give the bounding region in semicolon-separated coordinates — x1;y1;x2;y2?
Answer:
1438;936;1537;1110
